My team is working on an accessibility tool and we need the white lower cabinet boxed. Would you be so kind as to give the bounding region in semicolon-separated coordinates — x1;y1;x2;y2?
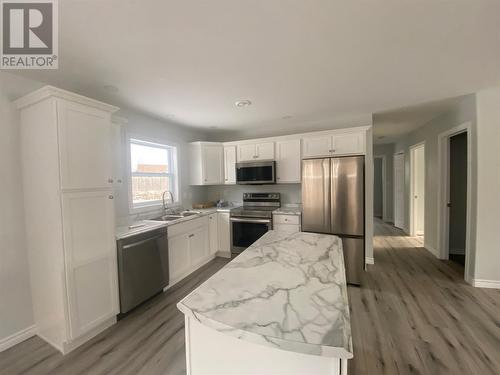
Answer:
190;225;210;267
217;212;231;256
62;190;118;340
168;215;215;285
273;214;301;234
209;214;219;255
168;234;191;282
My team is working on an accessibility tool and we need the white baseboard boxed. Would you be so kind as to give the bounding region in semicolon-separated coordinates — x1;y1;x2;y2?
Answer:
365;257;374;265
471;279;500;289
0;325;36;352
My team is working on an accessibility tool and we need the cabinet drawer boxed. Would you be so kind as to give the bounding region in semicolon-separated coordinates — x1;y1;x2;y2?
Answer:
273;224;300;234
273;214;300;225
167;216;209;238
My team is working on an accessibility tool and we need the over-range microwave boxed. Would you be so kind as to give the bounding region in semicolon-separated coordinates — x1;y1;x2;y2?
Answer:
236;161;276;185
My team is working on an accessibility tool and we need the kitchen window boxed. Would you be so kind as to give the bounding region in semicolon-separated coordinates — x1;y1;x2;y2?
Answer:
129;138;179;210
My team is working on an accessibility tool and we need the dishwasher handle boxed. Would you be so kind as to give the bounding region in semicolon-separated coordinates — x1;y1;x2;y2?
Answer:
122;234;164;249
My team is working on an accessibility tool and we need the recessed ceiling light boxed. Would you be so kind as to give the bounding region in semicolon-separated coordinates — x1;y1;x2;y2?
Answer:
103;85;119;93
235;99;252;108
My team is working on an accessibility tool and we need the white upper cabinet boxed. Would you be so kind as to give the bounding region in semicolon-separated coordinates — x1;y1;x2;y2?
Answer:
332;132;365;155
301;135;332;158
255;142;275;160
223;146;236;184
237;142;275;162
238;144;257;162
190;142;224;185
276;139;301;183
58;101;113;190
302;130;366;158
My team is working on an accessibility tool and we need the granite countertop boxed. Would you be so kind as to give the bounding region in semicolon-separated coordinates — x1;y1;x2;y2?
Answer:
115;206;236;240
177;230;353;359
273;206;302;216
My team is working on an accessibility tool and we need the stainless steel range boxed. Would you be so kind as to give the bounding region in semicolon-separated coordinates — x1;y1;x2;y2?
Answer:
230;193;280;255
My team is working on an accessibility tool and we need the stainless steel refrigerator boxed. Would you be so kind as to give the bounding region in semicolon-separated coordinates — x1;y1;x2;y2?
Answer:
301;156;365;285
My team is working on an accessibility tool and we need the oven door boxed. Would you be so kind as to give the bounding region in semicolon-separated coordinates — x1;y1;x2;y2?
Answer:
230;217;272;255
236;161;276;185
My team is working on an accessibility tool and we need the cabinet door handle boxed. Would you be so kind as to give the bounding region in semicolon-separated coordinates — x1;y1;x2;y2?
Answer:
117;179;122;183
108;178;114;183
188;234;195;238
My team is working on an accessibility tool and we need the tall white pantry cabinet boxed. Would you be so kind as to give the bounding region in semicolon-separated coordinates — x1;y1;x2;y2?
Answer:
16;86;120;354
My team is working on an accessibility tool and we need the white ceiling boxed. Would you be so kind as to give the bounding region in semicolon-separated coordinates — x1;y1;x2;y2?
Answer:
11;0;500;134
372;95;466;144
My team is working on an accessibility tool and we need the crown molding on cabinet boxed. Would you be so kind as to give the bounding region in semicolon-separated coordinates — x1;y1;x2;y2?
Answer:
15;85;119;113
221;125;371;146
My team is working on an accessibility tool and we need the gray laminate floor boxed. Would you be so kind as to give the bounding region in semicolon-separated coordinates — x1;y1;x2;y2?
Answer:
1;221;500;375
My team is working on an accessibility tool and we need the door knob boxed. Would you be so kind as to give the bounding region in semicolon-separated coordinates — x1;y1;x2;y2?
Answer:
108;195;114;199
447;202;451;207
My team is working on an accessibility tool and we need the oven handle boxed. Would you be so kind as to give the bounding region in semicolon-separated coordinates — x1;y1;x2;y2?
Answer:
230;217;272;224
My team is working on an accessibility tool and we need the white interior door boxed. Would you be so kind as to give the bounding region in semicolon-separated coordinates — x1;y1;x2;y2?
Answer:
393;153;405;229
411;145;425;236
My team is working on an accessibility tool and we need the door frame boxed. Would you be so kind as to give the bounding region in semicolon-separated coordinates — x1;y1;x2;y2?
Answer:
373;155;387;221
437;122;472;282
393;152;405;230
409;142;425;238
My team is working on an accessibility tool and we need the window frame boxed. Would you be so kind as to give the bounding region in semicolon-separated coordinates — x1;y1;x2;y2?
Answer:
127;135;180;213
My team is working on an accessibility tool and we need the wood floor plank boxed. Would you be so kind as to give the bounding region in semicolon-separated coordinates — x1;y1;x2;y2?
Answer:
1;221;499;375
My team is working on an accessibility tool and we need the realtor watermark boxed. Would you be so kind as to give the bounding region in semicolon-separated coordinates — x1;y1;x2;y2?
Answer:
1;0;58;69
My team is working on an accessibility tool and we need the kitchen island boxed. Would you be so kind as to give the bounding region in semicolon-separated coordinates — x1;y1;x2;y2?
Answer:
177;230;353;375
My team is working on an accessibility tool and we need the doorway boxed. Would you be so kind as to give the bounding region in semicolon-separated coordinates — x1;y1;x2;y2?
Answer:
448;132;468;266
373;156;385;219
410;143;425;238
393;153;405;230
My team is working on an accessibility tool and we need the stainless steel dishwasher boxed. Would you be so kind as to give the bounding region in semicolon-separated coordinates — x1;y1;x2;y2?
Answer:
117;227;169;314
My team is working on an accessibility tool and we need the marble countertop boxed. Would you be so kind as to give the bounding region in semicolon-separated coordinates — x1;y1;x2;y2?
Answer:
177;230;353;359
115;206;236;240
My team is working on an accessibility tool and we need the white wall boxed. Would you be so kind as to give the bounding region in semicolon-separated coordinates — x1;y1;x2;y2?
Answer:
392;95;477;255
111;109;209;225
474;87;500;285
373;143;395;222
0;82;34;344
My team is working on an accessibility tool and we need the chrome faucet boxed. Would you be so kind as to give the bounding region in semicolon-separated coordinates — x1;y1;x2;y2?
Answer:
162;190;175;210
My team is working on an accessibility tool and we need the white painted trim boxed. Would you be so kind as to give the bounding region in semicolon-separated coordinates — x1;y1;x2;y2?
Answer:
409;142;425;238
222;125;372;146
0;325;36;352
393;152;405;230
15;85;119;113
374;155;387;221
365;257;375;265
424;242;440;259
437;122;473;283
470;279;500;289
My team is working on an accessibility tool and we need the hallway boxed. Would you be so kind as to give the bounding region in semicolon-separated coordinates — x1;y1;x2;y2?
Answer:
348;219;500;375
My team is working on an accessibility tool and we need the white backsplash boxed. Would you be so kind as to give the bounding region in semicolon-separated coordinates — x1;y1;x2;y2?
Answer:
205;184;302;205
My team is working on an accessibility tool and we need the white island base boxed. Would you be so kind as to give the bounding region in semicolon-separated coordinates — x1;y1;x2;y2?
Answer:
184;316;348;375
